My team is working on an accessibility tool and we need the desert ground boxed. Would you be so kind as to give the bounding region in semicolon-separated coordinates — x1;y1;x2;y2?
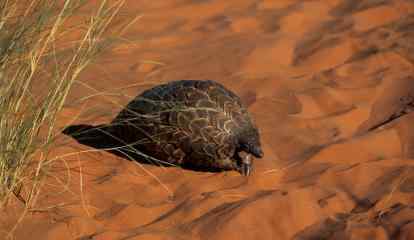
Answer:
2;0;414;239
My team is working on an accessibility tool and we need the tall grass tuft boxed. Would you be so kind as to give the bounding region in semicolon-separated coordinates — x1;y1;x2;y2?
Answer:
0;0;127;208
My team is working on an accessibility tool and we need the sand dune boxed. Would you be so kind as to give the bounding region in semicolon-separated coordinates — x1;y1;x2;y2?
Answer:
2;0;414;239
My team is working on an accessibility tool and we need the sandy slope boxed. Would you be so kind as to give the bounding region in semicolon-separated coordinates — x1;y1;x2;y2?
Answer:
2;0;414;239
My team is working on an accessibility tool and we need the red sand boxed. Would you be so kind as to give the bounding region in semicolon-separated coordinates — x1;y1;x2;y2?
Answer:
2;0;414;239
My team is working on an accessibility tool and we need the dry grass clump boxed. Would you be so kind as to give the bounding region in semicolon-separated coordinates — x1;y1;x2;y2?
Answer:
0;0;127;208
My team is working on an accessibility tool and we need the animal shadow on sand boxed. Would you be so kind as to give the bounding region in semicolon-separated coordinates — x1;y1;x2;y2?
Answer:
62;124;228;174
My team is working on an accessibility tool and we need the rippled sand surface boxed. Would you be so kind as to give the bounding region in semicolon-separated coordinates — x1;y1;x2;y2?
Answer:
2;0;414;239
